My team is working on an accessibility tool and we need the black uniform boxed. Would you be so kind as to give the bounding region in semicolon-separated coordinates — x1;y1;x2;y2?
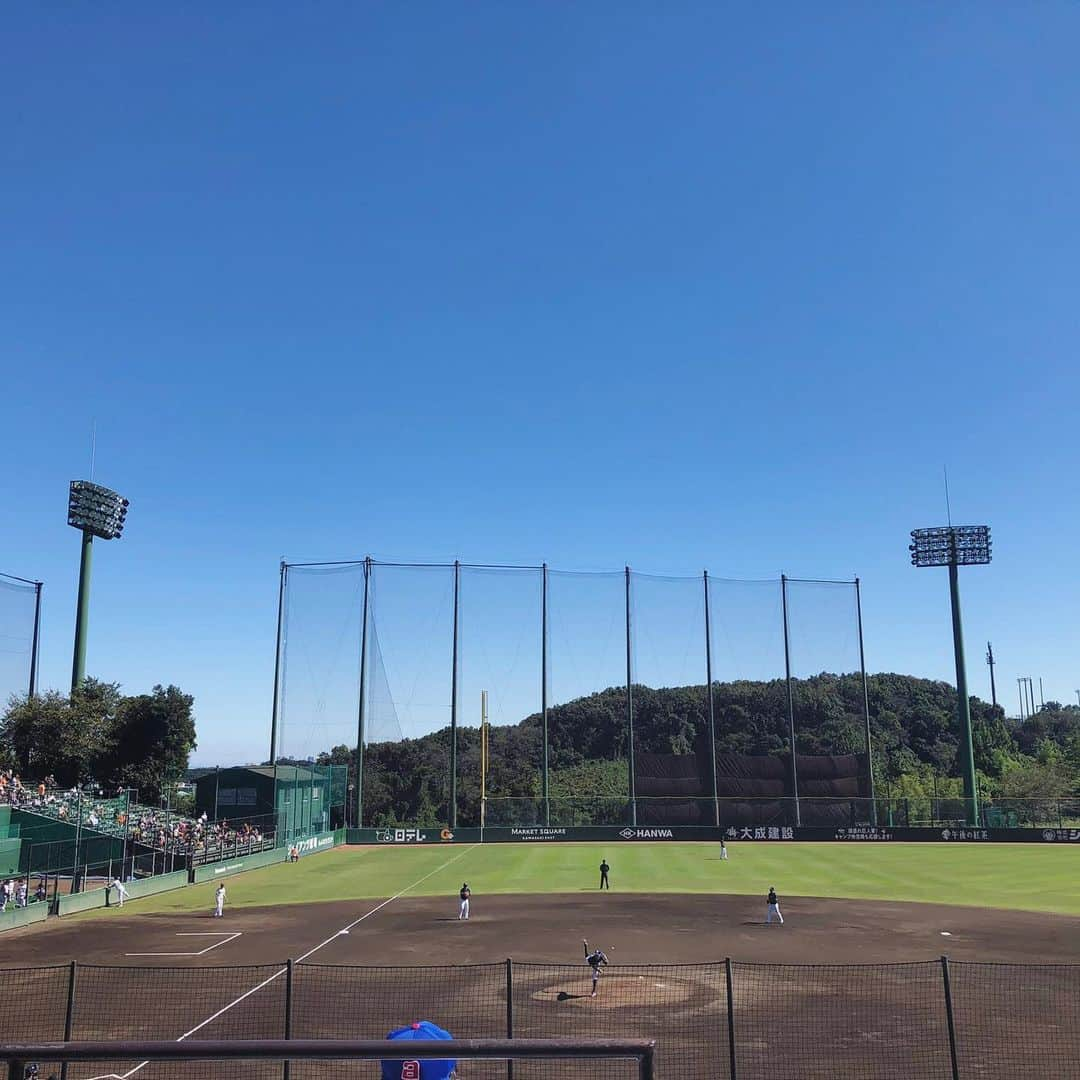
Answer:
599;860;610;889
584;943;608;996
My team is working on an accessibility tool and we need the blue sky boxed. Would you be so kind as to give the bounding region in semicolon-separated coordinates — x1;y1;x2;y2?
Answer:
3;4;1078;764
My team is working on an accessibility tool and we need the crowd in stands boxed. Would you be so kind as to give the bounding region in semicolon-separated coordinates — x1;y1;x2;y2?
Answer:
0;771;275;858
0;877;47;911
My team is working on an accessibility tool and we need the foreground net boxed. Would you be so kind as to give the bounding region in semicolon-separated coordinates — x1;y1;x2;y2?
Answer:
3;959;1078;1080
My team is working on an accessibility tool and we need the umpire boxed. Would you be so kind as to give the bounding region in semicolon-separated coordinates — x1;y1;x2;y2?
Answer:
599;858;610;889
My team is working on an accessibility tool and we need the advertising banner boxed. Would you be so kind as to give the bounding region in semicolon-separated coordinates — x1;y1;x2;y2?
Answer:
346;824;1080;844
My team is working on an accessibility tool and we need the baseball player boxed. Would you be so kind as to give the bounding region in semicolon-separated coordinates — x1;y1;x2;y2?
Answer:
583;940;608;998
111;877;128;907
214;883;226;917
719;839;728;860
599;859;610;889
766;886;783;925
458;882;471;921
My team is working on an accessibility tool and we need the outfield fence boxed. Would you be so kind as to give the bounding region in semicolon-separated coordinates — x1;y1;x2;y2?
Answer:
0;958;1075;1079
479;795;1080;830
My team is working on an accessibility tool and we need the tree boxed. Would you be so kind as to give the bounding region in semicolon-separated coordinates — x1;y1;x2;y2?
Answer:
100;685;197;804
0;679;121;785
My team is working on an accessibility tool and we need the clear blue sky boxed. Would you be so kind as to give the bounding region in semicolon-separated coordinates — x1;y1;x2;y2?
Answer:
3;4;1078;764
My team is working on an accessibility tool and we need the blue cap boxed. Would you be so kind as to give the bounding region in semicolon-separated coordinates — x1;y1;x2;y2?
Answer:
380;1021;456;1080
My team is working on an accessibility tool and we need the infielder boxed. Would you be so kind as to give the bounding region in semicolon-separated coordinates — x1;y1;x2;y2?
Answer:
766;886;783;924
458;882;471;921
583;940;608;998
111;877;128;907
214;883;226;917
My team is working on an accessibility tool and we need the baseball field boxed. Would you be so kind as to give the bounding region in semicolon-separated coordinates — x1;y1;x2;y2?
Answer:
3;841;1079;1079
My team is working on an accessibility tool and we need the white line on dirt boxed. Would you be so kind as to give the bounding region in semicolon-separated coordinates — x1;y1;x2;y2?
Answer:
83;844;479;1080
125;932;243;957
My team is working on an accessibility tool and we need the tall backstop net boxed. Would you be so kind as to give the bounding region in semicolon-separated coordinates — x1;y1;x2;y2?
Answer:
274;560;874;829
0;573;40;706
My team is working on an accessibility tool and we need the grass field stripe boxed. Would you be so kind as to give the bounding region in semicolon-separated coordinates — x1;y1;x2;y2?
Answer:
82;844;480;1080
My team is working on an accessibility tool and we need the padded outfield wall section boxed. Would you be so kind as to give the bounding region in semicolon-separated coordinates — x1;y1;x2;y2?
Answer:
346;825;1080;845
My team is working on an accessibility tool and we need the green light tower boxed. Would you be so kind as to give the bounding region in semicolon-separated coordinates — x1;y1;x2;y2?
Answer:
909;524;992;827
68;480;129;690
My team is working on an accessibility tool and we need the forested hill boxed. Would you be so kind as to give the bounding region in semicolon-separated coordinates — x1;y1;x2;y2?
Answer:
308;673;1080;827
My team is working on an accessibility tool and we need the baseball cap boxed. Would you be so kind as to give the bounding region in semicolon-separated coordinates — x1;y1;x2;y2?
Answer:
380;1020;456;1080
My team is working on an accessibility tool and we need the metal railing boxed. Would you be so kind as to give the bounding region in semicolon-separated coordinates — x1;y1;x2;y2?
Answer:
0;1038;658;1080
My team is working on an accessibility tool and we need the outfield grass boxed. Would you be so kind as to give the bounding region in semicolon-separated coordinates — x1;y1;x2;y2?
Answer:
116;841;1080;918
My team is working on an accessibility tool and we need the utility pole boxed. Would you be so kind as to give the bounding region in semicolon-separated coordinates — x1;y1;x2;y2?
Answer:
1038;677;1044;710
985;642;997;708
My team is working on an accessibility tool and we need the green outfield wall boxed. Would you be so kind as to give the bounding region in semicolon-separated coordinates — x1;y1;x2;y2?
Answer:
345;824;1080;845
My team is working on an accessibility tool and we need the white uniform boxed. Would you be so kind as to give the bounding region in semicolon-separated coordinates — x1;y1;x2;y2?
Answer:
458;885;470;920
214;885;226;917
112;879;128;906
719;842;728;860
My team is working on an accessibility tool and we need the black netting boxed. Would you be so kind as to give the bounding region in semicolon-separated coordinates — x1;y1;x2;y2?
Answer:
951;961;1080;1078
511;961;726;1079
0;964;70;1043
0;574;37;706
732;962;953;1079
4;960;1080;1079
290;962;507;1080
67;963;287;1080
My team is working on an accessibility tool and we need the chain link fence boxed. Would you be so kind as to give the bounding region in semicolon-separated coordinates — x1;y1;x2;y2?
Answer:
1;958;1077;1079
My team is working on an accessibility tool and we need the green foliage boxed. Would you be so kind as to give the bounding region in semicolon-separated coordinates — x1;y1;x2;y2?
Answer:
0;679;197;798
97;685;198;804
338;675;1080;826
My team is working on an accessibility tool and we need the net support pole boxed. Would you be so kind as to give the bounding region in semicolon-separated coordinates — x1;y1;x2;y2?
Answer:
283;959;293;1080
703;570;720;827
625;566;636;827
355;557;371;829
940;955;961;1080
541;562;549;827
725;957;737;1080
855;577;877;825
450;560;460;830
505;958;514;1080
948;562;979;827
29;581;42;698
59;959;77;1080
269;561;286;765
780;575;801;827
70;530;93;691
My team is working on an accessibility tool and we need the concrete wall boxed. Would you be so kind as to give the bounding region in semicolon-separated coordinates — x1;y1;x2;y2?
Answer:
0;902;49;932
56;869;191;916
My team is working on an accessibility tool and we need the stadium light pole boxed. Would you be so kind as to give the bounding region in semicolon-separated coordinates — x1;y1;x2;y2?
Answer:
67;481;130;691
909;525;991;827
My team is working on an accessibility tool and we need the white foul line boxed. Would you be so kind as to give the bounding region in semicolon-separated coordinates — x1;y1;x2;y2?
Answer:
85;844;479;1080
125;932;243;957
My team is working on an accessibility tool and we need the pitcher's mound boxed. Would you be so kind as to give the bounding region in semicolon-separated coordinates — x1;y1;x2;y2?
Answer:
532;974;696;1009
